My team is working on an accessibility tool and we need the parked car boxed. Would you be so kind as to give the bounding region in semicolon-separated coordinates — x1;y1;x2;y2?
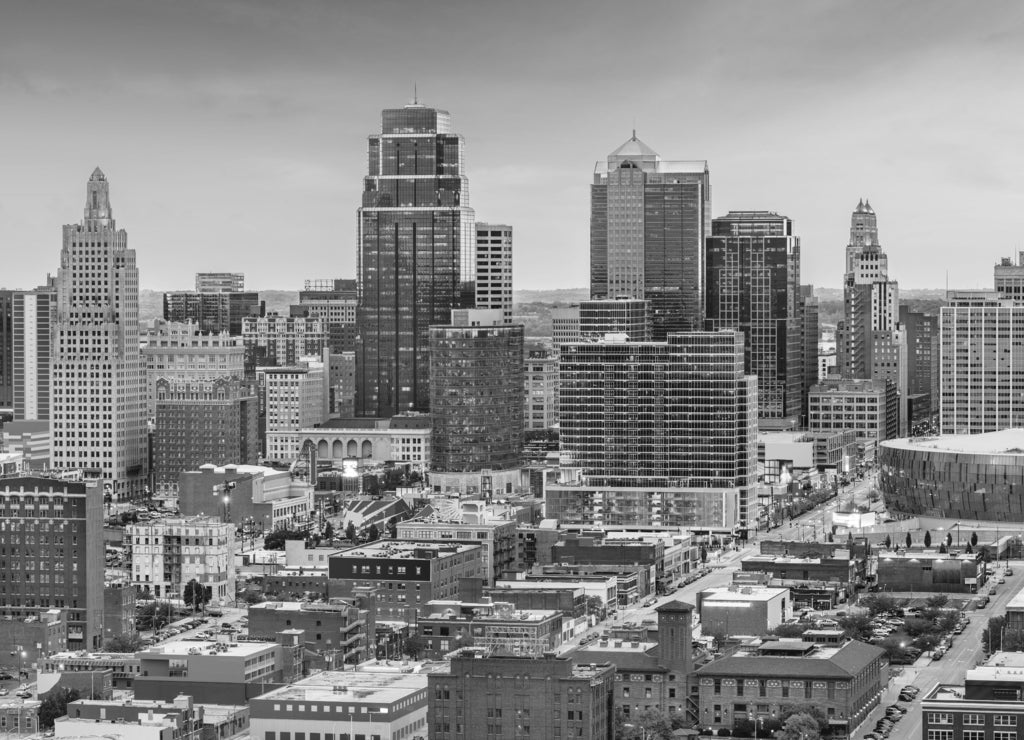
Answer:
1007;568;1014;576
0;672;14;681
0;689;8;697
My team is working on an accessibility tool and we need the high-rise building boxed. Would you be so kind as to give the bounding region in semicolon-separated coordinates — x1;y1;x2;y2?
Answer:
242;313;327;375
429;319;524;476
163;290;264;336
194;272;245;293
141;320;246;417
706;211;803;425
289;279;358;353
579;297;651;341
0;290;12;411
475;224;513;324
551;306;581;347
899;306;939;428
799;284;821;426
808;377;899;445
153;377;258;494
260;356;329;463
52;169;147;497
0;476;105;649
428;651;615;740
524;349;559;430
12;281;56;421
940;286;1024;435
356;103;476;417
835;199;908;435
551;331;758;532
590;134;711;338
126;517;235;602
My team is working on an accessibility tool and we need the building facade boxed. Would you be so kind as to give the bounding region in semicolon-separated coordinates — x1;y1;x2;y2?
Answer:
247;597;376;667
163;291;264;336
396;519;518;586
0;290;12;410
260;358;329;463
590;134;711;337
900;306;939;427
808;377;899;446
524;349;558;430
554;330;757;532
579;297;651;341
428;322;524;474
289;278;358;354
923;652;1024;740
0;476;104;649
195;272;245;293
296;415;431;470
356;103;477;417
242;314;326;376
126;517;235;602
705;211;804;424
476;224;513;324
52;169;147;497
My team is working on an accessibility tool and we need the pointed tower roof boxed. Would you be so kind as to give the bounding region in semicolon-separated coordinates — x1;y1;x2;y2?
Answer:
609;133;660;160
864;198;874;214
855;198;865;213
90;167;106;182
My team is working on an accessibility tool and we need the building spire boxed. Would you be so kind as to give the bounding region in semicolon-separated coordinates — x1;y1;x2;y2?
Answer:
84;167;113;223
413;82;418;105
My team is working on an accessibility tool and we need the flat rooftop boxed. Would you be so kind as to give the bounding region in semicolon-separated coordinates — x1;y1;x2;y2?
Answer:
258;664;447;705
966;651;1024;682
882;429;1024;456
702;586;788;603
333;541;481;559
422;607;558;623
141;640;275;658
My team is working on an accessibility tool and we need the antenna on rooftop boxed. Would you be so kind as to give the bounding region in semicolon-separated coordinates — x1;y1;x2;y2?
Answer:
413;83;419;106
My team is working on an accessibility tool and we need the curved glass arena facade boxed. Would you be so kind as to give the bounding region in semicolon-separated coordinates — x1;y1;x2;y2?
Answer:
879;430;1024;521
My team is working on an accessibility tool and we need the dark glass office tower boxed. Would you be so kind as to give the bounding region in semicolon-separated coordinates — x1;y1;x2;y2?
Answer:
590;135;710;338
706;211;803;424
356;104;475;417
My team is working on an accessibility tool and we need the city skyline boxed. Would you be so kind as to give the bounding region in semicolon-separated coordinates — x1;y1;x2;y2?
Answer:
2;1;1023;293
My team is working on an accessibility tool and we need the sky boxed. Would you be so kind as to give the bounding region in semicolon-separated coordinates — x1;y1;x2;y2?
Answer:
1;0;1023;293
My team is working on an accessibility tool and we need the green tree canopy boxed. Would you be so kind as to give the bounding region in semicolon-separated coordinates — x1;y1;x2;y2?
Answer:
39;688;81;729
183;579;210;611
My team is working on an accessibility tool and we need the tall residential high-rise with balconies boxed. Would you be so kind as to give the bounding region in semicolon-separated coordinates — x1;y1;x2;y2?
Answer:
51;169;148;498
836;200;908;434
706;210;803;426
356;103;476;417
589;134;711;338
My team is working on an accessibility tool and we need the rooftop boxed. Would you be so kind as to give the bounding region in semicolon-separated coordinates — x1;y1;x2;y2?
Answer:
878;551;977;562
315;415;432;431
701;586;788;603
881;429;1024;457
696;639;883;678
966;651;1024;683
141;639;276;658
332;540;481;559
256;663;446;705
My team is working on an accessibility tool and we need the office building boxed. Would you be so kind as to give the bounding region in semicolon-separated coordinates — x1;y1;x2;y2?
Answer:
706;211;803;425
551;330;757;532
417;600;562;658
356;103;477;418
697;585;792;636
590;133;711;337
808;377;899;446
195;272;245;293
428;321;524;479
103;583;136;646
922;652;1024;740
876;550;984;593
141;320;246;417
242;314;326;376
126;516;235;602
327;540;484;621
133;633;302;704
260;357;329;463
52;169;147;496
327;350;356;417
551;306;581;347
835;199;908;434
1;420;50;469
579;297;651;341
247;597;376;668
879;429;1024;522
900;306;939;427
940;270;1024;434
289;279;358;353
799;285;820;425
396;519;517;586
250;664;442;740
429;650;615;740
476;224;513;324
0;290;11;410
163;290;264;336
177;463;314;533
152;376;259;493
524;349;558;430
0;476;104;649
694;639;886;735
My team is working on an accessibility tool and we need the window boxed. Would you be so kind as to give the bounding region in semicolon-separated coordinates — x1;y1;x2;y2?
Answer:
995;733;1017;740
927;732;953;740
996;717;1018;727
965;732;986;740
929;714;953;725
964;715;985;726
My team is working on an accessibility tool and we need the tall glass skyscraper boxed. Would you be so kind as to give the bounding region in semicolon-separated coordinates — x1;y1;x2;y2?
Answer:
356;104;476;417
590;135;710;338
52;169;147;498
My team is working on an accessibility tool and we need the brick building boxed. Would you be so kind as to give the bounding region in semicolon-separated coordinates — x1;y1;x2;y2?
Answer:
922;651;1024;740
247;596;376;669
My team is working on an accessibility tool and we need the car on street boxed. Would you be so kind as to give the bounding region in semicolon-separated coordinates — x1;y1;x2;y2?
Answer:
1007;568;1014;576
0;689;8;697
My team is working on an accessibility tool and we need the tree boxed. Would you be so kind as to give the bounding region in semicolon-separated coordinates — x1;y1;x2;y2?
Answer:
263;528;305;550
386;517;399;539
859;592;900;617
925;594;949;609
984;615;1007;654
966;543;974;554
135;588;155;601
39;688;81;729
322;522;335;541
884;534;892;550
345;521;358;542
708;627;729;652
924;531;932;547
939;543;948;554
700;546;708;564
772;622;810;638
905;531;913;549
971;531;979;548
404;634;426;660
183;579;210;612
367;523;381;541
776;713;821;740
241;590;265;605
585;596;607;621
104;634;144;653
946;532;953;548
838;613;874;641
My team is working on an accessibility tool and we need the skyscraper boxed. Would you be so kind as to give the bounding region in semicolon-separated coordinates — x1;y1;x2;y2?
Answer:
12;281;56;421
475;224;513;324
51;169;148;498
836;200;908;434
706;210;803;425
590;134;711;337
0;290;12;411
356;103;476;417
